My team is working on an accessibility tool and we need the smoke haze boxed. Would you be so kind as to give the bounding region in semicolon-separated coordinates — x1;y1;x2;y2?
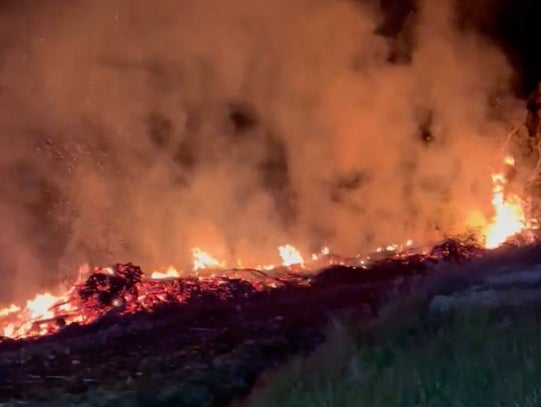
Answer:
0;0;526;301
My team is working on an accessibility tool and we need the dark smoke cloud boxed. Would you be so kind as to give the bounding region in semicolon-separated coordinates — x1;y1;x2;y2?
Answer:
0;0;526;301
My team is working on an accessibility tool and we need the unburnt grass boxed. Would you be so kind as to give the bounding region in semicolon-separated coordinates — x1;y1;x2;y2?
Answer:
243;303;541;407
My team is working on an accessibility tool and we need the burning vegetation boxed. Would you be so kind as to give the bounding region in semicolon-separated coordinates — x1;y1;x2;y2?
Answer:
3;0;541;403
0;151;536;341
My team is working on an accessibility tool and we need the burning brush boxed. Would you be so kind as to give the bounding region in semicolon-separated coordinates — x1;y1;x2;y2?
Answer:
0;238;519;342
0;152;538;342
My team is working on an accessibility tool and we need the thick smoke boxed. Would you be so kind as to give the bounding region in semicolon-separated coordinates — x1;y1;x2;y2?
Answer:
0;0;524;301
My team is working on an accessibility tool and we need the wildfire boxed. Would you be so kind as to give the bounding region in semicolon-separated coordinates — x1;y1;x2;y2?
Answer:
0;243;335;339
0;151;536;342
482;156;527;249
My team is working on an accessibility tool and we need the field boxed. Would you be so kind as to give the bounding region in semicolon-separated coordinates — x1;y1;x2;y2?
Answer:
244;304;541;407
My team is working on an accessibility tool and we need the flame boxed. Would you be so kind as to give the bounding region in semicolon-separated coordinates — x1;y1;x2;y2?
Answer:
311;246;331;261
278;244;304;267
0;210;527;342
0;304;20;317
376;240;414;254
1;292;68;337
26;293;58;320
483;156;526;249
191;247;226;270
151;266;180;280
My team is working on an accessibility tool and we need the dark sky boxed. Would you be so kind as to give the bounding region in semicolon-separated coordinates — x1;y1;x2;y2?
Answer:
490;0;540;95
380;0;540;96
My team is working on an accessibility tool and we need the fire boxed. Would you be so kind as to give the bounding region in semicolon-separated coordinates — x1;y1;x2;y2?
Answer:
278;244;304;267
151;266;180;280
0;304;20;317
26;293;58;320
482;156;527;249
0;239;410;340
0;185;532;343
376;240;414;253
191;247;226;270
1;292;67;337
0;152;537;342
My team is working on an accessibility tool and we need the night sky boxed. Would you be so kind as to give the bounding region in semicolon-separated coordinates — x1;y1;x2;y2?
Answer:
380;0;540;96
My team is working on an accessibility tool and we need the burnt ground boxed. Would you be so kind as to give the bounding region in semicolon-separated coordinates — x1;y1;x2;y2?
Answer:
2;240;541;407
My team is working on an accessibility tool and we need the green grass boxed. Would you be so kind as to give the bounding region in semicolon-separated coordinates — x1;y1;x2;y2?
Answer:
243;306;541;407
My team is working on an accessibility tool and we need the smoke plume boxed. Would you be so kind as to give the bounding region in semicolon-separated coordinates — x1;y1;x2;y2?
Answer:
0;0;525;301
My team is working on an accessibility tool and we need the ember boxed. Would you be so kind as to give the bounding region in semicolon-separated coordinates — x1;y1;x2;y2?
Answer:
78;263;143;309
0;237;502;342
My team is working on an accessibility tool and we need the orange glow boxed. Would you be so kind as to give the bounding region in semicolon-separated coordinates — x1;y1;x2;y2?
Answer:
311;246;330;261
482;156;526;249
191;247;226;270
0;210;531;341
0;304;20;317
1;292;70;338
26;293;58;320
151;266;181;280
278;244;304;267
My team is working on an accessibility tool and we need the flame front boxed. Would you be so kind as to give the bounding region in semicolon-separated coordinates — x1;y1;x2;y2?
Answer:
482;156;526;249
0;173;534;343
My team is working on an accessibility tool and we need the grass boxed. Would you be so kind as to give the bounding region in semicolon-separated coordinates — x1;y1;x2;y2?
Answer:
242;304;541;407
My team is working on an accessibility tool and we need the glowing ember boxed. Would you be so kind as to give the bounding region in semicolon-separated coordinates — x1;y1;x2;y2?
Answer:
192;247;226;270
278;244;304;267
483;156;526;249
311;246;331;261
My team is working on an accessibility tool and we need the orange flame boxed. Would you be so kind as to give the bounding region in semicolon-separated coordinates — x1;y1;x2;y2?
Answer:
191;247;226;270
278;244;304;267
26;293;58;320
483;156;526;249
151;266;181;280
1;292;69;337
0;203;529;342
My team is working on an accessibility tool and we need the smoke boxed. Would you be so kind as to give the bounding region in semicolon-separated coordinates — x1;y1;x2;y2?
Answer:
0;0;525;301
